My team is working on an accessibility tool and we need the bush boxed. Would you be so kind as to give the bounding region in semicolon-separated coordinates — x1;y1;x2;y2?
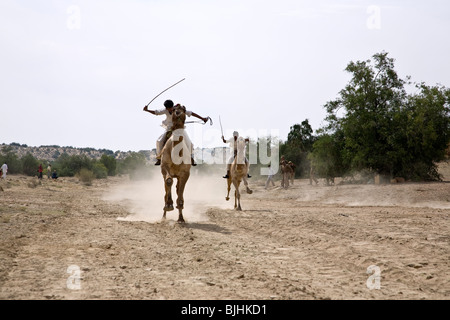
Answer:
100;154;117;176
117;152;149;179
54;154;93;177
0;146;22;174
22;153;40;176
77;168;95;186
92;162;108;179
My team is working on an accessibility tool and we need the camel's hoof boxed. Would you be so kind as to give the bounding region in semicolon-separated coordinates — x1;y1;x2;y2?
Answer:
164;205;174;212
246;189;253;194
177;219;185;224
225;197;230;201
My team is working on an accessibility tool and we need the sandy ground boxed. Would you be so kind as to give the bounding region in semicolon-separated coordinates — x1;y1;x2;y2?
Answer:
0;163;449;300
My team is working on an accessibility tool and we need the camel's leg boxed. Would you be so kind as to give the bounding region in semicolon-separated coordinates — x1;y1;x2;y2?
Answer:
243;176;253;194
233;180;242;211
163;176;174;219
282;174;288;189
245;163;252;194
175;177;187;223
226;177;232;201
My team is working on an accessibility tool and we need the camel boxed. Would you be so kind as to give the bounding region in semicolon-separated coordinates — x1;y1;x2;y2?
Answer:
309;165;319;185
160;104;192;223
288;161;296;185
225;136;252;211
280;156;294;189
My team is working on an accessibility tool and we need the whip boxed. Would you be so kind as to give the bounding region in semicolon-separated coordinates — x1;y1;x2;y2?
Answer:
145;78;185;108
219;115;224;137
185;117;213;126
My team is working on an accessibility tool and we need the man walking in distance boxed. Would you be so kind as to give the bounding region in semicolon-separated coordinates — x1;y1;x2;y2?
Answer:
143;99;208;166
1;162;7;179
265;164;275;189
47;164;52;179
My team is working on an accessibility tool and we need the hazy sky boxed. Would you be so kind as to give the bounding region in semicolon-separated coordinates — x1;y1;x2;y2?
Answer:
1;0;449;152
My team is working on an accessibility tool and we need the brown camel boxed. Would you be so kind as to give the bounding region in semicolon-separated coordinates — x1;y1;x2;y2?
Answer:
288;161;296;185
225;136;252;211
280;156;293;189
160;104;192;223
309;165;319;185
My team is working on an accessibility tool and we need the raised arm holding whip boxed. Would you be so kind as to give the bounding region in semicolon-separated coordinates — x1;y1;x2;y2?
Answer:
143;79;210;166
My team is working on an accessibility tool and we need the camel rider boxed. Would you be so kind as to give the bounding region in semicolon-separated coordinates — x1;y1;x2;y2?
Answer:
143;99;208;166
222;131;251;179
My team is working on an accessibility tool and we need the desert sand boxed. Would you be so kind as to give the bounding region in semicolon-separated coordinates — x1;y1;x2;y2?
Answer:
0;163;449;300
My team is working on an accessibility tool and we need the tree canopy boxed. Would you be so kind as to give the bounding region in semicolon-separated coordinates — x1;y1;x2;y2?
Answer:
315;51;450;181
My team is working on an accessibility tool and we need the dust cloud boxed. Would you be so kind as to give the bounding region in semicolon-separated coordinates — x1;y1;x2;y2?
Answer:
102;167;231;223
293;178;450;210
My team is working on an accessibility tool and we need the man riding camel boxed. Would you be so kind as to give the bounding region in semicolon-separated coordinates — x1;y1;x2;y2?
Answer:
222;131;251;179
143;99;208;166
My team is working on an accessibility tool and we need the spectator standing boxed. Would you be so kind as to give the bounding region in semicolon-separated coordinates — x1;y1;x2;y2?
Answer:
38;164;43;180
47;164;52;179
1;163;7;179
265;164;275;189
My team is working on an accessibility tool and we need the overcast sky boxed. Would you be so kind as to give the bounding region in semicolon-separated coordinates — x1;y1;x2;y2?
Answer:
1;0;449;152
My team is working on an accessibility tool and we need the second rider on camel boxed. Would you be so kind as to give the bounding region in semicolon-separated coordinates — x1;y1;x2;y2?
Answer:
222;131;251;179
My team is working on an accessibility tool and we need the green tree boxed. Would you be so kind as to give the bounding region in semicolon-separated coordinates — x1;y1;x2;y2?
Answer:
321;51;450;180
286;119;316;152
21;153;40;176
0;146;22;174
280;119;317;177
54;154;93;177
92;162;108;179
309;130;347;183
117;152;150;180
100;154;117;176
399;83;450;180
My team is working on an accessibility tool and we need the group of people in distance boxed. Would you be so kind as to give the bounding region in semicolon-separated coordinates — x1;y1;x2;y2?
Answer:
0;162;57;180
38;164;58;180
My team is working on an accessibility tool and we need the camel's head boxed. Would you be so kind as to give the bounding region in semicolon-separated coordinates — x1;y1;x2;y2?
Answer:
236;136;246;152
172;104;186;129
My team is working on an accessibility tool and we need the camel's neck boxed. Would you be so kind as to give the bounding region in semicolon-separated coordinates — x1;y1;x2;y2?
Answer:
172;124;185;131
235;147;246;165
172;118;185;131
